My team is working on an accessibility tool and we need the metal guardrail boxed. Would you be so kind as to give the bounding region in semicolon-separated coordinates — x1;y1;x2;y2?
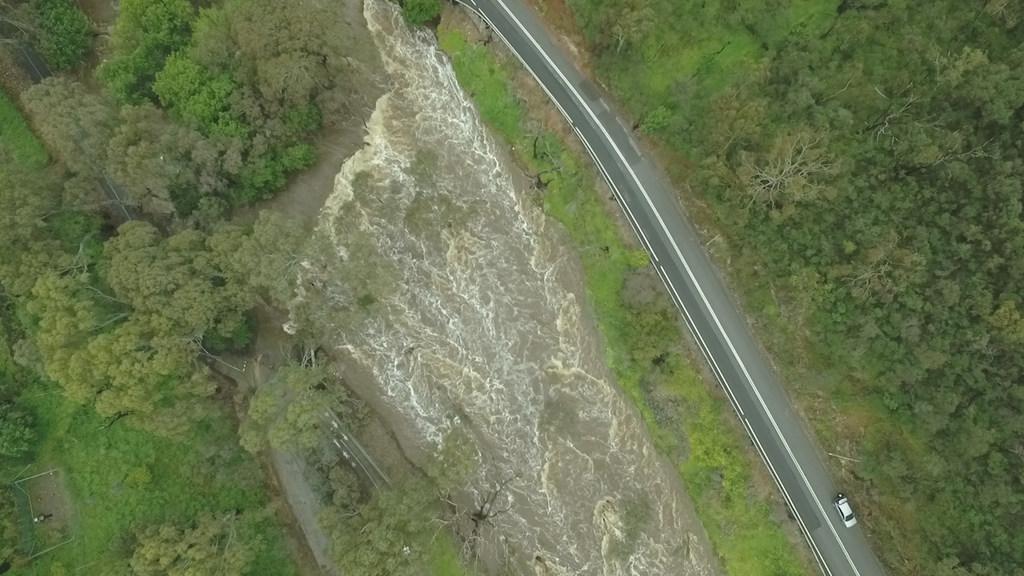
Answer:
325;410;390;489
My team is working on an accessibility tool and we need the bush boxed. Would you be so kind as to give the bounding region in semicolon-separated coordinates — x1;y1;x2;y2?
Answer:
402;0;441;26
234;145;316;204
99;0;196;102
0;402;35;459
31;0;92;70
153;53;243;137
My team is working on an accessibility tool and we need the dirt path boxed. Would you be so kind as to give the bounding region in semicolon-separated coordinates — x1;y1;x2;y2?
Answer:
269;450;337;576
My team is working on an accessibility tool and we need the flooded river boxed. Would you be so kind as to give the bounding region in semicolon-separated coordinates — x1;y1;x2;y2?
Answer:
294;1;717;574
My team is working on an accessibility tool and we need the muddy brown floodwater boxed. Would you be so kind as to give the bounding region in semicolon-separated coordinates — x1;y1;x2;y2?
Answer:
287;0;720;574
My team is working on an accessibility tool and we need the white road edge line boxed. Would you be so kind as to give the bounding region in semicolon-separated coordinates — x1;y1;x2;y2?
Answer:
658;263;833;575
476;1;861;574
474;7;829;571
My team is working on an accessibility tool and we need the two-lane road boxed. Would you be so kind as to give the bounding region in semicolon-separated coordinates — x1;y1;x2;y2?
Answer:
455;1;887;574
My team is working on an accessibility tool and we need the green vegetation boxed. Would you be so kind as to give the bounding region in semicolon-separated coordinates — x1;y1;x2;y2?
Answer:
129;512;265;575
14;386;298;575
439;27;807;576
99;0;196;102
0;89;298;572
0;1;364;571
561;0;1024;574
4;1;476;569
60;0;350;212
402;0;442;26
0;94;48;168
0;403;34;458
240;364;365;454
29;0;92;71
319;449;475;576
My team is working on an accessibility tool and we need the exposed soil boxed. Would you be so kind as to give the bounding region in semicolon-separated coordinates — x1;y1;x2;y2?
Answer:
76;0;117;27
14;468;74;555
241;0;387;231
0;48;32;97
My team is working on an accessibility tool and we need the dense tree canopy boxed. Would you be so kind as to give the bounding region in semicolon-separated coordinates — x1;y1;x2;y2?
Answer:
106;103;228;216
30;0;92;70
130;513;261;576
0;0;350;563
0;487;18;565
34;0;354;214
326;476;438;576
240;364;362;454
0;402;34;458
567;0;1024;573
23;78;116;178
0;162;69;297
401;0;442;26
99;0;196;102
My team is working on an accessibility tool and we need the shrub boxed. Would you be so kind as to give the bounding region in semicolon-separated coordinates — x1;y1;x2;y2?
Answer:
31;0;92;70
402;0;441;26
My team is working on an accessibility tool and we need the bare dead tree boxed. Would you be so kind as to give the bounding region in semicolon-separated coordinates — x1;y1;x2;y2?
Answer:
470;472;519;529
436;472;521;565
845;232;899;299
863;82;918;144
929;137;994;167
744;133;833;208
192;336;244;372
99;410;133;430
528;136;564;192
984;0;1019;27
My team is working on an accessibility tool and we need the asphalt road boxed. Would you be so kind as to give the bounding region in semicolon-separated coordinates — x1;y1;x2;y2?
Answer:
455;1;888;574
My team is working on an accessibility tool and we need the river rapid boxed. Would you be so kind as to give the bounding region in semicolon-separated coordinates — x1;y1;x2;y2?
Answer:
295;1;716;574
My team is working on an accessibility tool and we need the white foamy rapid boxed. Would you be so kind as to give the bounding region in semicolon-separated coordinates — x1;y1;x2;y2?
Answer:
305;1;715;574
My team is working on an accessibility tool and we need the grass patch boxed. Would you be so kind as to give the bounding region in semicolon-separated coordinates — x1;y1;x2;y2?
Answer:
567;0;835;138
7;382;299;575
426;530;474;576
1;92;295;574
0;92;49;169
439;24;808;576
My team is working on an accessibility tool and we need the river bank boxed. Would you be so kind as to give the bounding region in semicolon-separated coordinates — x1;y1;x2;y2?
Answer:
435;5;812;576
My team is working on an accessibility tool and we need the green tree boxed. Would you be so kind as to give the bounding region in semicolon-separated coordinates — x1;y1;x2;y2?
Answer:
103;221;252;346
240;364;360;453
401;0;441;26
0;163;69;297
99;0;196;102
0;402;34;459
28;272;215;437
199;0;348;117
153;53;244;137
30;0;92;70
23;78;116;177
211;211;307;307
0;487;19;565
327;477;438;576
106;104;224;216
130;513;261;576
27;221;254;437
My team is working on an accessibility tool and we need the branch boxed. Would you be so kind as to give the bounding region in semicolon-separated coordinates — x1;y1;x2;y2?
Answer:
99;411;133;430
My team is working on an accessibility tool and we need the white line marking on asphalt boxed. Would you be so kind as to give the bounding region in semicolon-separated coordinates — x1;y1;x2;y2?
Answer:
484;2;860;573
657;265;742;417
